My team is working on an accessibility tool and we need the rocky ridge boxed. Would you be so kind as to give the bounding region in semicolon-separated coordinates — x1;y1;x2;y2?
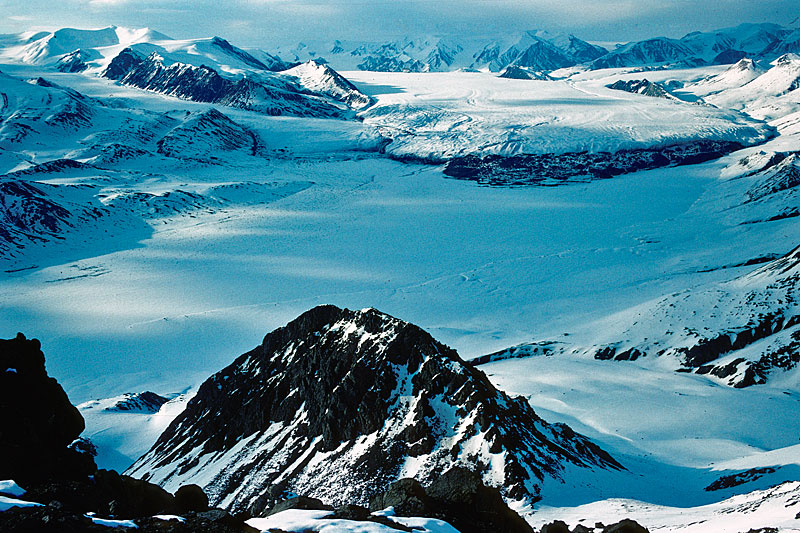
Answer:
128;305;621;512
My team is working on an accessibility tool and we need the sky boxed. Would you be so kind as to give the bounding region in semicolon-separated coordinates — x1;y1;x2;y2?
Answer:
1;0;798;46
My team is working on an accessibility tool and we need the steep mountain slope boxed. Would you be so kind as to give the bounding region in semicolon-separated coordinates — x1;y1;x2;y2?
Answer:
0;72;96;146
680;23;790;62
476;244;800;388
282;60;374;109
128;306;621;511
0;177;148;265
102;49;351;119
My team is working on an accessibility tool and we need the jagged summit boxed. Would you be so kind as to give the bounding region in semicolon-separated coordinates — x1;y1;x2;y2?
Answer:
128;305;620;512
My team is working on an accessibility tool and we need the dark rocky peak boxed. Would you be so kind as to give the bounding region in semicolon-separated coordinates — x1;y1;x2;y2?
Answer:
55;48;96;73
591;37;695;69
104;392;170;414
606;79;675;99
564;35;608;63
511;40;574;71
102;47;146;80
129;305;620;513
102;48;349;118
499;66;550;80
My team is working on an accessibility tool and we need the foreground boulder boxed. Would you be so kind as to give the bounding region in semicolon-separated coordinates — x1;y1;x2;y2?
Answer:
370;466;534;533
129;305;621;511
0;333;253;532
0;333;93;483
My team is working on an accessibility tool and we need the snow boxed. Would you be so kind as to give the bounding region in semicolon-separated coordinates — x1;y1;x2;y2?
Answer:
530;482;800;533
352;70;771;161
0;481;26;498
0;495;41;512
246;509;459;533
79;393;192;471
89;516;138;528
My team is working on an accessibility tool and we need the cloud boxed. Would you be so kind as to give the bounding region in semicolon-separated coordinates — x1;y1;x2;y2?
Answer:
0;0;796;45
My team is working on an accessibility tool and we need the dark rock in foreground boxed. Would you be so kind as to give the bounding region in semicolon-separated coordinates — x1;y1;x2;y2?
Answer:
0;333;252;532
369;466;534;533
0;333;92;483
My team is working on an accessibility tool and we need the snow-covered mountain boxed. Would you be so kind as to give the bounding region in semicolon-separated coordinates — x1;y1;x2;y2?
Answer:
281;60;374;109
128;306;621;511
691;58;766;96
697;53;800;120
589;23;800;70
475;243;800;388
0;25;372;120
272;31;606;73
101;48;355;119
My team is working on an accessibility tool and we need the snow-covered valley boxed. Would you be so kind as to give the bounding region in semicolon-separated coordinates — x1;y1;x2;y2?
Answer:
1;21;800;533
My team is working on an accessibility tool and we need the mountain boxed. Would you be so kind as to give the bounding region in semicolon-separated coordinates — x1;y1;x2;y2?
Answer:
589;23;800;70
282;60;374;109
691;58;765;95
487;31;607;72
80;391;170;414
0;71;94;146
606;79;677;99
0;175;146;264
701;53;800;119
128;306;621;512
0;25;293;75
498;66;550;80
272;31;605;73
102;48;352;119
0;26;170;67
475;244;800;388
590;37;696;70
680;23;789;62
156;108;259;159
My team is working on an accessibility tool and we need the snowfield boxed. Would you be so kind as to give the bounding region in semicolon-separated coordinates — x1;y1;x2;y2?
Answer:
2;23;800;532
352;70;772;161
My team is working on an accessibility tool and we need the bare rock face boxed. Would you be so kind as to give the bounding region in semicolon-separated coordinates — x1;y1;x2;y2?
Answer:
129;305;621;512
0;333;93;483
